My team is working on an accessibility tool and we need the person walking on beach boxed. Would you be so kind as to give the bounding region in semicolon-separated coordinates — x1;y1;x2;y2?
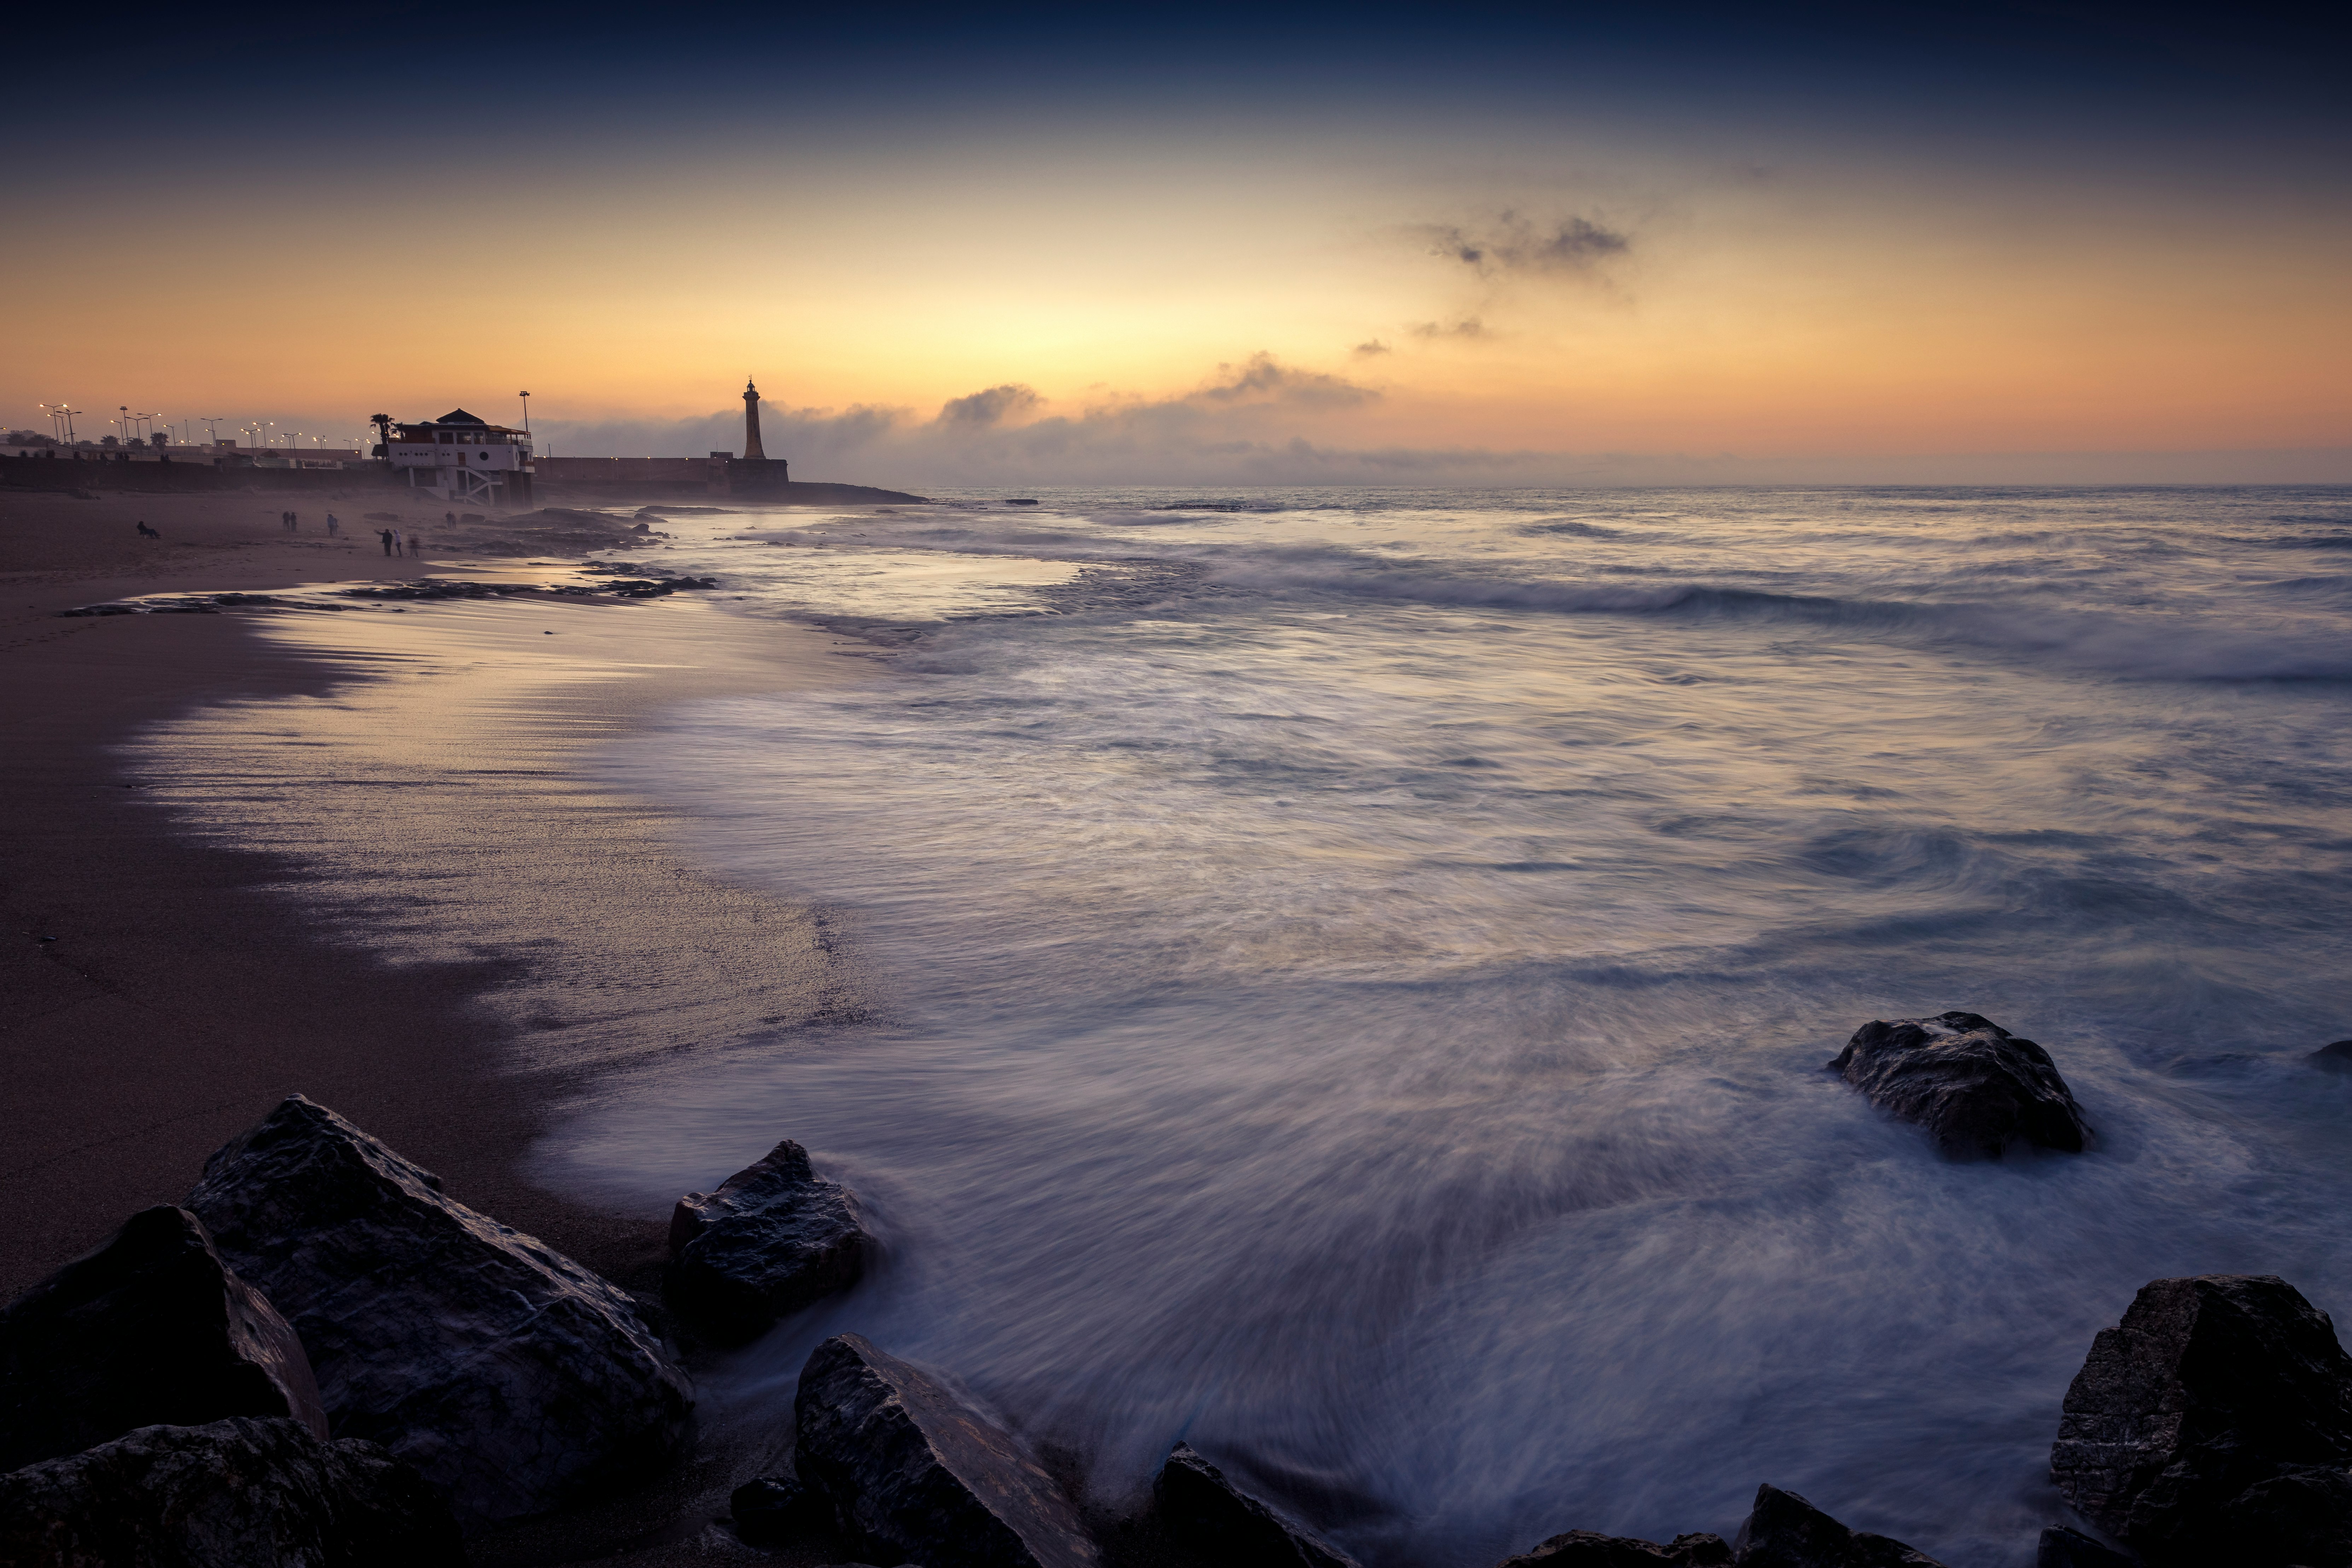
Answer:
407;532;421;558
445;512;456;527
379;527;395;556
325;513;339;537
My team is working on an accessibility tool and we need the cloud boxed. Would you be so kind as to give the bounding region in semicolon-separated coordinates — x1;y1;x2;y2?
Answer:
532;353;1421;487
1420;211;1629;276
1351;339;1392;357
937;383;1042;425
1197;351;1377;409
529;390;2352;490
1408;317;1489;340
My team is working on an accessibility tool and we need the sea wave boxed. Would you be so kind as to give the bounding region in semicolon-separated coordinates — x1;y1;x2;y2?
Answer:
1191;557;2352;681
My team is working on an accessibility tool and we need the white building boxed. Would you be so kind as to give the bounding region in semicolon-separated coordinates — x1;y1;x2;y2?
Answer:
380;409;533;505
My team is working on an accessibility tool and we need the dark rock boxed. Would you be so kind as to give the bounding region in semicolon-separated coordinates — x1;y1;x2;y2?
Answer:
2051;1274;2352;1565
1827;1011;2090;1158
2307;1040;2352;1072
668;1139;871;1344
186;1094;693;1524
2214;1466;2352;1565
0;1416;463;1567
732;1473;831;1545
794;1332;1097;1568
1732;1485;1945;1567
2036;1527;2135;1567
1154;1441;1361;1567
1496;1526;1731;1564
0;1205;327;1472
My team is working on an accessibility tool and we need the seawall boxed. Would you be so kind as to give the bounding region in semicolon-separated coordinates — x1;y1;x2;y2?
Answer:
0;453;925;508
1;453;401;496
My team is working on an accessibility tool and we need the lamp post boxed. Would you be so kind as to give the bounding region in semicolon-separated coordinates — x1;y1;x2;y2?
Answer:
518;390;530;452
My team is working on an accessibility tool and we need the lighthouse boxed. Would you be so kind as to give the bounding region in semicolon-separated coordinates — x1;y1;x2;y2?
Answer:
742;377;767;461
726;376;788;491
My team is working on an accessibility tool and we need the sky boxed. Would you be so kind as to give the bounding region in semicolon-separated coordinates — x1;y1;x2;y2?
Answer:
6;2;2347;485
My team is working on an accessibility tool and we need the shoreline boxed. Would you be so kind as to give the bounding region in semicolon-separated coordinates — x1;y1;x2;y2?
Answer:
3;489;883;1560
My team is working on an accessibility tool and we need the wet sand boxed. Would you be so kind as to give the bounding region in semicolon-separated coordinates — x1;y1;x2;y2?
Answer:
1;489;886;1559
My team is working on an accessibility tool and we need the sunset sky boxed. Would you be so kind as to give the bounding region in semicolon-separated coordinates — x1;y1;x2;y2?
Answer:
8;4;2346;484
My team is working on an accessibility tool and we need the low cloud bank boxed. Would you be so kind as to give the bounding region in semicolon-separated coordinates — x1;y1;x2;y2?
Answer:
533;353;2352;488
537;352;1468;486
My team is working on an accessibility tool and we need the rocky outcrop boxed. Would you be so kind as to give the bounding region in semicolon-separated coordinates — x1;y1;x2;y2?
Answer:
794;1333;1097;1568
0;1205;327;1472
2036;1527;2134;1567
0;1416;462;1567
668;1139;870;1343
2050;1274;2352;1565
1496;1527;1731;1564
185;1094;693;1524
1154;1441;1361;1567
1732;1485;1945;1567
1827;1012;2089;1158
731;1473;829;1545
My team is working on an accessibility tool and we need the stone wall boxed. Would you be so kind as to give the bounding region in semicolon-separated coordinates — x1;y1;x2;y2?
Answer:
0;454;403;495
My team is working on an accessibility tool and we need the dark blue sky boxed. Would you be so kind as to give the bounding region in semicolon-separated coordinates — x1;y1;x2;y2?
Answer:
15;2;2345;170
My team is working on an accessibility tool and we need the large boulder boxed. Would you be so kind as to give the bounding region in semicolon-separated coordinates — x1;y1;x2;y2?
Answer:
1154;1440;1361;1567
1496;1527;1731;1564
185;1094;693;1524
794;1333;1098;1568
668;1139;870;1343
2036;1527;2134;1567
0;1205;327;1472
2051;1274;2352;1565
0;1416;462;1567
1732;1485;1945;1567
1827;1012;2089;1158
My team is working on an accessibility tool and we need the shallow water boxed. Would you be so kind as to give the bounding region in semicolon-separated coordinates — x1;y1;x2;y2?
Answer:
174;486;2352;1564
534;486;2352;1563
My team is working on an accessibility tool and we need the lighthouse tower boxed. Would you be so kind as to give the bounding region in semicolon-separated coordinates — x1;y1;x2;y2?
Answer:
720;375;788;492
742;378;767;461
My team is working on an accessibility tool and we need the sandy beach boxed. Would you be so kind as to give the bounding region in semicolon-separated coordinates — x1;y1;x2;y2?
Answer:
1;488;887;1561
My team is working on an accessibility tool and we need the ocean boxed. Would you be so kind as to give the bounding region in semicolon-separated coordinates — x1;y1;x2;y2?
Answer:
174;486;2352;1564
